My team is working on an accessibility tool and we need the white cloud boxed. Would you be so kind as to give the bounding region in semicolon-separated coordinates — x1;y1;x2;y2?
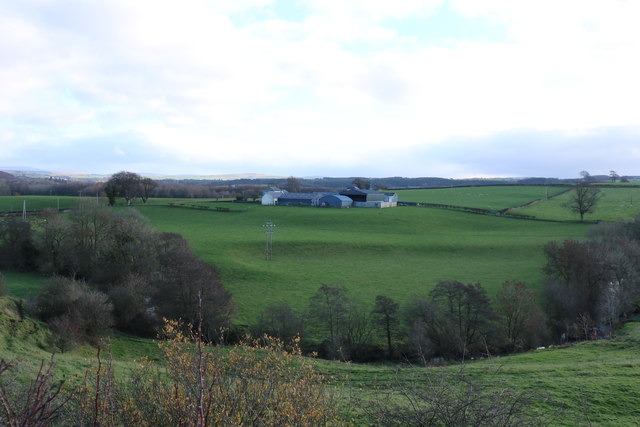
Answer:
1;0;639;176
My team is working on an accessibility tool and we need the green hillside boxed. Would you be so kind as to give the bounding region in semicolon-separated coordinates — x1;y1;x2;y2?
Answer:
511;187;640;222
1;291;639;425
0;196;78;213
395;186;570;210
133;204;589;324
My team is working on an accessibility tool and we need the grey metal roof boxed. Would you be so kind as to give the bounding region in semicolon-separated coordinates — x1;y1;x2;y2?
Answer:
320;194;352;202
340;187;384;196
278;193;316;200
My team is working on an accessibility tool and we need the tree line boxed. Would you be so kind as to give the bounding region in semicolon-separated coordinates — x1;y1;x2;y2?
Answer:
252;217;640;362
0;201;233;349
252;280;546;363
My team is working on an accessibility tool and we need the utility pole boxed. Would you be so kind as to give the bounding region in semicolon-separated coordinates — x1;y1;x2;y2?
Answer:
262;221;277;260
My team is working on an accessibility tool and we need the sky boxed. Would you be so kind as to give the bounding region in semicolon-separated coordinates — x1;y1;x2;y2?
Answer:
1;0;639;179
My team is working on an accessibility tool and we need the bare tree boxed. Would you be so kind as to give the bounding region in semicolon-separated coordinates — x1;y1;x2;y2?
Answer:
352;178;371;189
254;302;304;341
372;295;399;358
609;170;619;183
284;176;301;192
495;281;547;351
307;285;348;358
105;171;142;205
566;182;601;221
428;280;498;358
140;177;158;204
580;170;593;182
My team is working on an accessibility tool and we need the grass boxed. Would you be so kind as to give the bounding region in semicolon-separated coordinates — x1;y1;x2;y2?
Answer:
0;271;47;299
0;196;79;212
395;186;570;210
0;188;636;424
132;203;589;324
318;322;640;425
2;273;640;425
511;187;640;222
0;196;227;213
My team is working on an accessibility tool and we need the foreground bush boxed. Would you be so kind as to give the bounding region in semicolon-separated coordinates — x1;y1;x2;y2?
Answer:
363;368;551;426
49;319;338;426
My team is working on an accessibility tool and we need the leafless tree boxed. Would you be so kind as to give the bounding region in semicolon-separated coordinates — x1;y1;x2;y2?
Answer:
105;171;142;205
140;177;158;203
372;295;399;358
609;170;619;183
566;182;601;221
284;176;301;192
495;281;547;351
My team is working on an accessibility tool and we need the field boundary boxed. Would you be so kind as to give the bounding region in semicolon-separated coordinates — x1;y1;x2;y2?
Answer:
398;199;597;224
167;202;247;213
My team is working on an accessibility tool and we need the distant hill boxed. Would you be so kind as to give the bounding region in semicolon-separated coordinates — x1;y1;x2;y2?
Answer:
0;171;17;180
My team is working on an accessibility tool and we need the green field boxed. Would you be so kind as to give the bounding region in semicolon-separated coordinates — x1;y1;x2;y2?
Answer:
131;203;589;324
0;196;227;213
511;187;640;222
0;191;596;325
0;271;46;299
0;195;79;212
1;187;639;425
1;291;639;426
319;321;640;426
395;186;570;210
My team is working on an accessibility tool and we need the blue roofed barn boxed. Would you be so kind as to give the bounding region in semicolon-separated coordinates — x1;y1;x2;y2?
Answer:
277;192;318;206
319;194;353;208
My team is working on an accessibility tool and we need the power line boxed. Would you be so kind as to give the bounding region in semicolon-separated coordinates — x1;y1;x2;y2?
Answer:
262;221;277;260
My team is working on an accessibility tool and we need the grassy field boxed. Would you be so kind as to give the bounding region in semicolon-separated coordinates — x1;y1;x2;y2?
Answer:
0;191;596;324
0;195;79;212
319;321;640;426
0;196;227;213
511;187;640;222
132;203;589;324
0;185;638;425
0;271;46;299
2;290;638;426
395;186;570;210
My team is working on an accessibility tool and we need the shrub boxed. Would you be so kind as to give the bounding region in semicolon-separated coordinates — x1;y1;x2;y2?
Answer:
363;368;550;426
33;277;113;346
61;320;340;426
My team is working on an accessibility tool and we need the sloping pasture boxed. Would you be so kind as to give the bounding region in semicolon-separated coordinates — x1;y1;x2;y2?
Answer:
134;203;589;324
511;187;640;222
0;195;78;213
320;321;640;426
395;185;570;210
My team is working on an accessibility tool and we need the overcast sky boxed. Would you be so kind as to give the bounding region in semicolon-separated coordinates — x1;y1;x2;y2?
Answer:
1;0;639;178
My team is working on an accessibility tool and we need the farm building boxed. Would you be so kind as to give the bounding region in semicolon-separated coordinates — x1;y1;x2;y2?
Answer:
262;189;287;205
277;192;319;206
340;186;385;203
261;186;397;208
339;186;396;208
319;194;353;208
384;192;398;206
